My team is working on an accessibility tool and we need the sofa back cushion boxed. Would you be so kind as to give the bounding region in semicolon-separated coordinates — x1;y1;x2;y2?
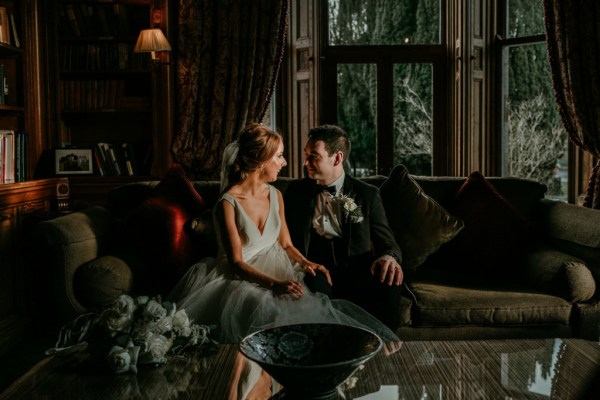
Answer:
436;171;537;278
380;164;464;271
414;175;546;220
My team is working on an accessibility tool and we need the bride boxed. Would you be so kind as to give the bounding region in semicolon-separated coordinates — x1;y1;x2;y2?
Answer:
168;123;399;344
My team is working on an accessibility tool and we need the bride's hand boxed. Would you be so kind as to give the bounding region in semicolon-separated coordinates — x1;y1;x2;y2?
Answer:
303;262;332;286
272;280;304;298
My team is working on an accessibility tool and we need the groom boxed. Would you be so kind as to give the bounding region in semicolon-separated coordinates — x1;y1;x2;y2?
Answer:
284;124;404;329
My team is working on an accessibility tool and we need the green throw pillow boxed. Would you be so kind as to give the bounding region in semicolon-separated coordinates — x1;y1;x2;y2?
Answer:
379;164;464;271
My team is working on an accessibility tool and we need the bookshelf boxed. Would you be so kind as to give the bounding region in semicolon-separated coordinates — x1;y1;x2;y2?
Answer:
0;0;25;184
49;0;174;185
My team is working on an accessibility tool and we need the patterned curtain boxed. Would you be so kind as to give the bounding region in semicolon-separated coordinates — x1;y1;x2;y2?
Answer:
544;0;600;208
173;0;289;179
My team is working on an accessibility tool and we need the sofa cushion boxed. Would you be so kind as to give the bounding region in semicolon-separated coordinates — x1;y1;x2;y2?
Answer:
408;270;572;327
123;164;207;294
74;255;133;309
524;244;596;302
380;164;464;271
414;176;546;219
442;171;533;277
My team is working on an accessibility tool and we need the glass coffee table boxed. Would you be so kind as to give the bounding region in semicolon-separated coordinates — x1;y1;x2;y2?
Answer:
1;338;599;399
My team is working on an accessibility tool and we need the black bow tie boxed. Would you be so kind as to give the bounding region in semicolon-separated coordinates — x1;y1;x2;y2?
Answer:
316;184;337;195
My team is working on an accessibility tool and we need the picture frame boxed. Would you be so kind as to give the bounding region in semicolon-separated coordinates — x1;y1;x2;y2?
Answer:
55;148;94;175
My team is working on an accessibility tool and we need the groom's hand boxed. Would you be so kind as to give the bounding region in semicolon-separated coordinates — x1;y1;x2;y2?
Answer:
303;261;332;286
371;255;403;286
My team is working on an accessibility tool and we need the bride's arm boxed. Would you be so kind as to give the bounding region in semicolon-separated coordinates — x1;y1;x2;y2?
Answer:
277;191;332;286
216;200;304;296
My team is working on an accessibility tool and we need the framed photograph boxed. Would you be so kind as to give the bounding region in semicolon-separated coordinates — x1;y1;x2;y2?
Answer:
55;148;94;175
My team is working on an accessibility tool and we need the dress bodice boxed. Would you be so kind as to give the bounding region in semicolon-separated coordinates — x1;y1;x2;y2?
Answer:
220;185;281;263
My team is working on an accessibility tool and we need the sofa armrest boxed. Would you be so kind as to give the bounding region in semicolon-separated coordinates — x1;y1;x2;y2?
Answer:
537;199;600;267
34;206;114;322
522;243;596;303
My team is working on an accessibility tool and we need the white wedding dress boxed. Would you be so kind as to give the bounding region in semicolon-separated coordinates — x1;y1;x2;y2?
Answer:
168;185;398;344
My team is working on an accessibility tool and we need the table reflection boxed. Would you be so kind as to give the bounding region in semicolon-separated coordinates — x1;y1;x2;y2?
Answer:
235;338;600;400
4;338;598;399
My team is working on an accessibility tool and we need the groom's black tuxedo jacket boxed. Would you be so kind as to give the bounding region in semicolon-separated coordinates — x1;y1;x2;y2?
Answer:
284;175;402;270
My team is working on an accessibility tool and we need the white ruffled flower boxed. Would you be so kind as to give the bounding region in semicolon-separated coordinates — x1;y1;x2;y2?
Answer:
143;299;167;320
102;294;136;335
140;333;172;364
172;309;192;337
135;296;150;306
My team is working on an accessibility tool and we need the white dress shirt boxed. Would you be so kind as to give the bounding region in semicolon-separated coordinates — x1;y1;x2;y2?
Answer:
312;173;345;239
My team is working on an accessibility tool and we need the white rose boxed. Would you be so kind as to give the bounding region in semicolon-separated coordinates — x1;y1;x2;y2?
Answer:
103;295;136;335
154;316;173;334
172;309;192;336
140;333;172;364
106;343;140;374
345;201;357;212
135;296;149;306
144;300;167;320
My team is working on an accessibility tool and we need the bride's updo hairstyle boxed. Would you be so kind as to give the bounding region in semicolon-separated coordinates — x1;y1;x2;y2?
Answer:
227;123;282;186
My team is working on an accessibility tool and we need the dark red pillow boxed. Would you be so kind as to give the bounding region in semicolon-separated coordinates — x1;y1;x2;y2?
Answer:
124;164;206;294
443;171;532;278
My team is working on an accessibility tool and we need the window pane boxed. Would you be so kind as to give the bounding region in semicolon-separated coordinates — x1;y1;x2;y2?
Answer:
393;64;433;176
328;0;440;45
337;64;377;177
507;0;545;38
505;43;568;201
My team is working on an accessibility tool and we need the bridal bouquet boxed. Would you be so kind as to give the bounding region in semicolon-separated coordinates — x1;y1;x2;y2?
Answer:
48;294;218;374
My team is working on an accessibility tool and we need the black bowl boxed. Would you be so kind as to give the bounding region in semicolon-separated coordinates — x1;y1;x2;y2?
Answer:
239;323;382;399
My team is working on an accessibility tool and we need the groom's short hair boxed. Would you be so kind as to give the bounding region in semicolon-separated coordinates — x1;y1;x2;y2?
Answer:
308;125;351;161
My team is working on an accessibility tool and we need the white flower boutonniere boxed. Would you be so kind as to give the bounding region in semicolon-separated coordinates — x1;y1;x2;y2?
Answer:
332;193;364;223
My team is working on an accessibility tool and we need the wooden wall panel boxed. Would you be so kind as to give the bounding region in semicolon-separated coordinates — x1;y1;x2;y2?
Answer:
285;0;318;178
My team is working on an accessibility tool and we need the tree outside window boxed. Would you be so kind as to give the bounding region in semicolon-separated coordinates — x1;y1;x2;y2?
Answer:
500;0;568;201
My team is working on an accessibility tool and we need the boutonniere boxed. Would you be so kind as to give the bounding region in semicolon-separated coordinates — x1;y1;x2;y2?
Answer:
331;193;364;223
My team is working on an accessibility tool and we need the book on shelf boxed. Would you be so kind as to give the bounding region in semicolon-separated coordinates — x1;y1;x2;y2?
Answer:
15;131;26;182
92;149;104;176
58;3;134;39
10;13;19;48
121;142;136;176
64;4;81;37
4;74;9;104
94;142;138;176
0;64;4;105
61;79;127;110
107;145;122;176
95;142;110;175
0;130;15;183
0;7;9;45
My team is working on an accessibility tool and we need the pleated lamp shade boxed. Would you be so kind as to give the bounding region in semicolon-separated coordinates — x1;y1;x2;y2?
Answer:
133;29;172;60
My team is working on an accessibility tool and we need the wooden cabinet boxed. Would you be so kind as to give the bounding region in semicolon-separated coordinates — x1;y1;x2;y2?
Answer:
44;0;174;188
0;178;68;356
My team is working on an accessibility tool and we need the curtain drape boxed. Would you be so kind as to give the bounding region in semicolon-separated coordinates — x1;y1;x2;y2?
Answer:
544;0;600;208
173;0;289;179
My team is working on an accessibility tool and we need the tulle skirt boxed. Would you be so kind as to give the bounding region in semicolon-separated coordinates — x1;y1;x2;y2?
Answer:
168;243;398;344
